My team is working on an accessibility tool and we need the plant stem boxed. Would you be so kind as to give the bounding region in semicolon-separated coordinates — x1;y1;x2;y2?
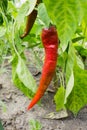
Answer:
12;22;19;56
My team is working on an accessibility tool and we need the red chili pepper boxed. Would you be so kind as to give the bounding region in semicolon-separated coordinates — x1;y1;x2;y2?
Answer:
27;26;59;110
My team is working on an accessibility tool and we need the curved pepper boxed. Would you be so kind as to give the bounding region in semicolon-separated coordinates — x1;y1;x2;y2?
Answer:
20;0;40;39
27;26;59;110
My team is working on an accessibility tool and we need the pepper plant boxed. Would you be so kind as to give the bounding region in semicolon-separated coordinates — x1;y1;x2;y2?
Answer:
0;0;87;116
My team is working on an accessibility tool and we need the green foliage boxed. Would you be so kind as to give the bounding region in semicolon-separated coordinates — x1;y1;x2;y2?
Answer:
16;0;30;27
43;0;87;115
65;44;75;84
27;0;37;15
55;43;87;115
38;3;51;26
12;54;37;98
0;0;8;13
75;44;87;57
81;1;87;23
64;44;75;103
0;0;87;116
29;119;42;130
0;120;4;130
57;51;67;71
55;59;87;115
16;55;37;94
43;0;83;51
66;64;87;115
0;13;3;25
54;86;65;111
0;27;6;37
0;26;9;69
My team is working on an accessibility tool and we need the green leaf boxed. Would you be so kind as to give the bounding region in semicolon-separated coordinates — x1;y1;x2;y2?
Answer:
74;44;87;57
76;55;84;69
0;0;8;13
16;55;37;94
81;1;87;23
43;0;82;51
66;44;75;84
0;120;4;130
72;36;85;43
64;71;74;104
14;29;24;54
12;54;37;98
16;0;30;27
54;86;65;111
29;119;42;130
57;51;67;71
0;27;6;37
13;73;35;98
27;0;37;15
64;44;75;103
8;1;17;19
0;13;3;25
66;64;87;115
38;3;51;26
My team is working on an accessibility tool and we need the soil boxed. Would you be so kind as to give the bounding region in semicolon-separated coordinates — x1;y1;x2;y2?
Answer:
0;54;87;130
